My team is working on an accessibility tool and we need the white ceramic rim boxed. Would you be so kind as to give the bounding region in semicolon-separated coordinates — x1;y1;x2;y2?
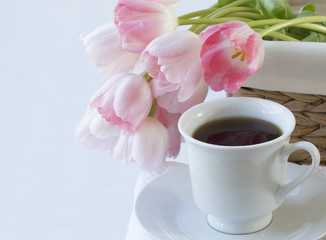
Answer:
178;97;296;150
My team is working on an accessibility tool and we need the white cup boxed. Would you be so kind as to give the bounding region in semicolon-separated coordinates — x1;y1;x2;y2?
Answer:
178;97;320;234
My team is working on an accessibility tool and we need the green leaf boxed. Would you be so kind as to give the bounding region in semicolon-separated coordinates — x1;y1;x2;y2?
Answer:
245;0;262;10
293;10;316;19
289;8;326;41
288;27;309;40
293;5;316;18
301;4;316;13
302;32;326;42
259;0;293;19
290;10;316;39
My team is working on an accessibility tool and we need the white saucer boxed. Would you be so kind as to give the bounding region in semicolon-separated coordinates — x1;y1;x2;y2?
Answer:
135;163;326;240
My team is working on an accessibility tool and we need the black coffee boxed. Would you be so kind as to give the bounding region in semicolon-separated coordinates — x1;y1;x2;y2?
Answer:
193;117;281;146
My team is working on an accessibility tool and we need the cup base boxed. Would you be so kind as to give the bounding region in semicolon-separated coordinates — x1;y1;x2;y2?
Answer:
207;213;272;235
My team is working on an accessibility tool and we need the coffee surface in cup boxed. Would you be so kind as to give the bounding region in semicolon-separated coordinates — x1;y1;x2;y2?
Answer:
193;117;281;146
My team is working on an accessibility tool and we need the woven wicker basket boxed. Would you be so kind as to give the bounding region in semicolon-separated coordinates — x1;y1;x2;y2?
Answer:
229;87;326;166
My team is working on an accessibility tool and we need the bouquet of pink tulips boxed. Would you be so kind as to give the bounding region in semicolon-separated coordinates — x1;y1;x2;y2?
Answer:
75;0;326;171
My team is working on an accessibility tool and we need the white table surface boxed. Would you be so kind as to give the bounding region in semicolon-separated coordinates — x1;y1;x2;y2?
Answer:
0;0;217;239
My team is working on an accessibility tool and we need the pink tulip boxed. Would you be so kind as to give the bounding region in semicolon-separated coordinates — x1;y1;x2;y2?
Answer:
114;0;178;53
199;21;264;94
151;78;208;114
154;106;181;158
74;107;120;152
141;30;204;102
90;73;153;133
81;23;140;76
155;0;179;8
114;117;169;171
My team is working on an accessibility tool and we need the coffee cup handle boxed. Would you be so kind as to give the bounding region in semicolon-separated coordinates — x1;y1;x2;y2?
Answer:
276;141;320;202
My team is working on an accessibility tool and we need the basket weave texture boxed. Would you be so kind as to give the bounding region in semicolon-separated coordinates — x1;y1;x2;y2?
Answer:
229;87;326;166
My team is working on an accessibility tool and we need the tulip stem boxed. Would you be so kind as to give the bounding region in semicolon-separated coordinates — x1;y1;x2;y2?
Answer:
179;8;264;21
251;16;326;37
297;23;326;35
208;6;261;19
143;72;153;83
178;9;217;19
253;28;300;41
180;15;326;38
188;0;257;32
149;99;157;117
213;0;255;10
225;12;265;20
178;17;249;26
192;0;256;20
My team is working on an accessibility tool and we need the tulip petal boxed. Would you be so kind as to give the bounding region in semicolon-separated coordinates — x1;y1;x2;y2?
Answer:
82;23;139;76
154;106;181;158
157;79;208;113
200;21;264;94
89;113;121;139
141;30;205;111
177;59;203;101
113;75;153;132
223;72;248;94
131;118;168;171
114;134;134;165
74;108;119;152
114;0;178;53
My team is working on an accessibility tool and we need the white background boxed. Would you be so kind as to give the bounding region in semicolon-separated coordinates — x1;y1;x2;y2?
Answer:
0;0;216;239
